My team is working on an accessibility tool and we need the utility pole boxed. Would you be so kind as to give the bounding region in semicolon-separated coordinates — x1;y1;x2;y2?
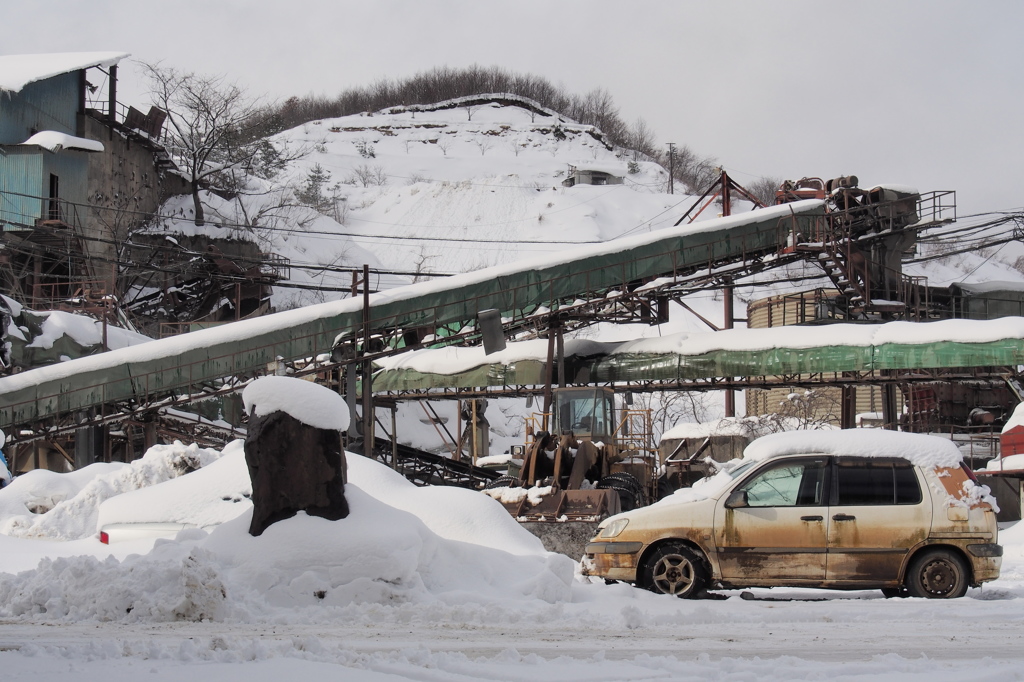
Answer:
667;143;675;195
361;264;374;460
720;169;735;417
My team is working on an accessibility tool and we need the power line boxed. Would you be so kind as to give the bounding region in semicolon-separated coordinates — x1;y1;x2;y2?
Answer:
0;188;609;245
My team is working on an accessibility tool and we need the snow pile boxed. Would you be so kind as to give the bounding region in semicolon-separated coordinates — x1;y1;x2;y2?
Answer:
951;478;1000;513
1003;402;1024;434
0;446;573;622
0;442;222;540
346;454;543;555
97;442;252;529
242;375;349;431
20;308;151;351
483;483;555;508
984;454;1024;472
0;545;226;622
0;428;11;486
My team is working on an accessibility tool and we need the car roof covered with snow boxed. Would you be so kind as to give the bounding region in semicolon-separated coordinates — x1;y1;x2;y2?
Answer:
743;429;963;468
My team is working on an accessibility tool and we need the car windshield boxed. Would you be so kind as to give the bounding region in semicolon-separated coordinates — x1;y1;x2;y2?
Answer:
724;458;760;481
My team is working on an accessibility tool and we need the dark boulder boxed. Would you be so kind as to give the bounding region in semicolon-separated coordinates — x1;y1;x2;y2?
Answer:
244;408;349;536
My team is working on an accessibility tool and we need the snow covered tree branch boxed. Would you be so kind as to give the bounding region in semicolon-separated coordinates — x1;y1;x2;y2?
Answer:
143;62;269;226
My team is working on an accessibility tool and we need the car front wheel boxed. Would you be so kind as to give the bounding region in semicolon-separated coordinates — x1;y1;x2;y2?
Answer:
905;549;970;599
643;544;708;598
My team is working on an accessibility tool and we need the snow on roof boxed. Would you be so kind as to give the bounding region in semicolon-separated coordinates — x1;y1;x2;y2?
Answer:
570;161;628;176
743;429;963;468
22;308;149;351
375;317;1024;376
613;317;1024;355
242;375;349;431
953;280;1024;295
20;131;104;153
0;52;128;93
375;337;610;374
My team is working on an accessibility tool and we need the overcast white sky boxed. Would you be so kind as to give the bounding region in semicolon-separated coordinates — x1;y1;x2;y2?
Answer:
4;0;1021;216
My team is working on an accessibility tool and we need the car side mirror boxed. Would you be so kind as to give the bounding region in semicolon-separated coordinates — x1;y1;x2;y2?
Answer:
724;490;748;509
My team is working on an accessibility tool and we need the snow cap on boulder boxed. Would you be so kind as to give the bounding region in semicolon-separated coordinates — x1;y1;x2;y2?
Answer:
242;376;349;431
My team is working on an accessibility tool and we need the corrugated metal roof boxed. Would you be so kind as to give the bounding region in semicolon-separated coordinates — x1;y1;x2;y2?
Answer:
0;52;128;93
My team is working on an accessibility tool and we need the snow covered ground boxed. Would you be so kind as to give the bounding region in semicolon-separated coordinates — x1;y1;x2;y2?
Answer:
1;437;1023;680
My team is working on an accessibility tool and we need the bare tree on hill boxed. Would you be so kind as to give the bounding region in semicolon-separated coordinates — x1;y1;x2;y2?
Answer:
745;176;784;207
143;62;270;226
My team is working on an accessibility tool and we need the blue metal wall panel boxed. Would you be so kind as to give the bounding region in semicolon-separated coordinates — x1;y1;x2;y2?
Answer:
0;72;80;144
0;147;44;228
41;149;89;222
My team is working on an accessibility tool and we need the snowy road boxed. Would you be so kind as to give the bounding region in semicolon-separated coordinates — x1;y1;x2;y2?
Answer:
3;584;1024;680
0;599;1020;661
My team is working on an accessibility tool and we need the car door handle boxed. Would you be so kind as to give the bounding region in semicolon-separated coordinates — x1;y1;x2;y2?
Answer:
800;515;823;521
832;514;856;521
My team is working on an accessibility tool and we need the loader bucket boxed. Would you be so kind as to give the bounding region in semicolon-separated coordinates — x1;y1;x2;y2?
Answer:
509;488;621;522
520;519;605;559
516;487;623;558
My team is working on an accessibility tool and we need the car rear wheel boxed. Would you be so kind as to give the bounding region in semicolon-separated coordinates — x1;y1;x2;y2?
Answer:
905;549;970;599
643;544;707;598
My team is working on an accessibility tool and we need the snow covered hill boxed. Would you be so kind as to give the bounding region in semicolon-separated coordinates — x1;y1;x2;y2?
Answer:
144;96;688;311
142;94;1024;329
276;98;675;275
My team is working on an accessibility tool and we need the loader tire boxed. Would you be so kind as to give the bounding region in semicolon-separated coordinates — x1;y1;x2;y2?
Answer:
597;472;647;510
484;475;519;490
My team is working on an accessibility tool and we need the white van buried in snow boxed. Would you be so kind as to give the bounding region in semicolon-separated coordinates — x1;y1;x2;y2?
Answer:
583;430;1002;599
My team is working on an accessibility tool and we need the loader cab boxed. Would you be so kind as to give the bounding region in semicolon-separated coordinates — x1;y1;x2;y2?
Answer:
553;387;615;439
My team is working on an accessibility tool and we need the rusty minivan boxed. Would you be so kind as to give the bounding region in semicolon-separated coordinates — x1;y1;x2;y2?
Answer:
582;430;1001;599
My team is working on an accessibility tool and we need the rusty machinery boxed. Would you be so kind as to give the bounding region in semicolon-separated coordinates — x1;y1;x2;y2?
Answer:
776;175;933;319
488;387;659;523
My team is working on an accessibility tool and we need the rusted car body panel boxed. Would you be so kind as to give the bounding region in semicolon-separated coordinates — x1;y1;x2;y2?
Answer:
582;452;1000;592
715;505;829;581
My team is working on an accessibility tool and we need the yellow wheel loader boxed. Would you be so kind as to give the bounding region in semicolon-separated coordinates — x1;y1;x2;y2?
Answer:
484;387;657;557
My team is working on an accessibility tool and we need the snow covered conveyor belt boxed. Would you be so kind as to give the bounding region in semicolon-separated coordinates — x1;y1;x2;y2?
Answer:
0;202;822;434
372;317;1024;390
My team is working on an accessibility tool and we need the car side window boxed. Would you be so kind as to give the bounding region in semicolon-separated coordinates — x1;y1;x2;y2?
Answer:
739;459;827;507
835;457;922;506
